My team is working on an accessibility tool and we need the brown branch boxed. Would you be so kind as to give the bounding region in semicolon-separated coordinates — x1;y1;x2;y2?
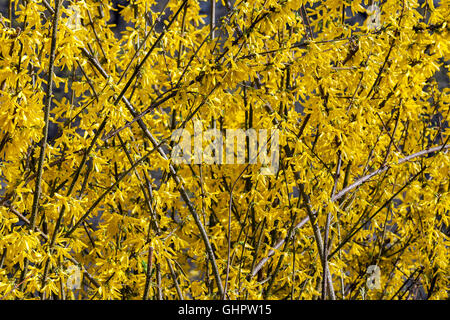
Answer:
331;144;449;202
298;184;336;300
143;246;154;300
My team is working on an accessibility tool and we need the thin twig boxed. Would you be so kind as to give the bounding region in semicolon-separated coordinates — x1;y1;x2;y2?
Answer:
29;0;62;229
332;144;449;202
143;246;154;300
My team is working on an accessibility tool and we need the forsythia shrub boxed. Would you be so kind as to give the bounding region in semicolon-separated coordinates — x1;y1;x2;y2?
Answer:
0;0;449;300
